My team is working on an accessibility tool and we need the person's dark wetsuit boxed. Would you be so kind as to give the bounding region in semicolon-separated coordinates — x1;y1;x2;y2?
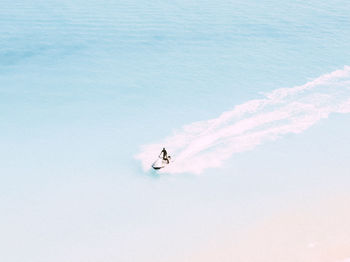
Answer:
160;148;169;163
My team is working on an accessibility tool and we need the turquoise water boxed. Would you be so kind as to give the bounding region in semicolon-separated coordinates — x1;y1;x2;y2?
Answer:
1;1;350;261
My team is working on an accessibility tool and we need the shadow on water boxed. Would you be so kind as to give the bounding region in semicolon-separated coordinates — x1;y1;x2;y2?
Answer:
132;158;164;180
146;169;162;179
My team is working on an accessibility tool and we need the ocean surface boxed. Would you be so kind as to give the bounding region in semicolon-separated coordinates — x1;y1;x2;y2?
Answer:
1;1;350;261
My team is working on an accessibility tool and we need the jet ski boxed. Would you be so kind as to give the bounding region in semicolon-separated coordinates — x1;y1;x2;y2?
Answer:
152;156;172;170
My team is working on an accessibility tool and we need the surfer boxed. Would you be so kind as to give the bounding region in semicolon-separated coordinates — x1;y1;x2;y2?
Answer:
152;148;172;170
159;148;169;164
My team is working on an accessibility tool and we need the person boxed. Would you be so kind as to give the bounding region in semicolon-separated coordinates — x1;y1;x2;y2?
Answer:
159;148;169;164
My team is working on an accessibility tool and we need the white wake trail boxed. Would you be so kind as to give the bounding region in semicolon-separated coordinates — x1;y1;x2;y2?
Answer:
136;66;350;174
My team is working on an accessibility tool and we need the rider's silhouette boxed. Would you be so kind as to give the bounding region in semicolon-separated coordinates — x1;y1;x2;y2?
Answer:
159;148;169;163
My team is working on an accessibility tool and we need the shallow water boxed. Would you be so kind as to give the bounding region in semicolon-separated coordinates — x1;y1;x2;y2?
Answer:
1;1;350;261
